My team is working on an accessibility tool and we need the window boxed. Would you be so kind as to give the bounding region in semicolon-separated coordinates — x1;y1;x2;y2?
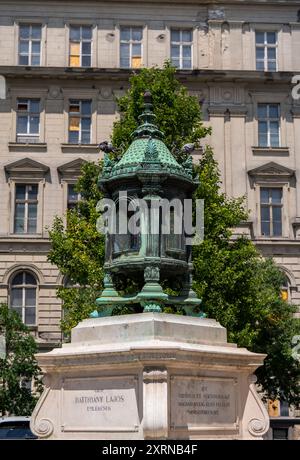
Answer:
14;184;38;234
258;103;280;147
69;25;92;67
19;24;41;66
280;276;290;301
171;29;192;69
120;26;142;68
67;184;81;210
68;99;91;144
10;271;37;325
256;31;277;71
260;187;282;236
16;98;40;143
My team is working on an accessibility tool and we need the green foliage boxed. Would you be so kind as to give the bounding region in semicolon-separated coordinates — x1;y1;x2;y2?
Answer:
48;64;300;404
47;161;104;332
0;304;43;416
48;63;209;332
112;61;210;155
193;148;300;404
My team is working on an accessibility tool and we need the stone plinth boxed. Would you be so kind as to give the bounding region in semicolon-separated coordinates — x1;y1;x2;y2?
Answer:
31;313;269;440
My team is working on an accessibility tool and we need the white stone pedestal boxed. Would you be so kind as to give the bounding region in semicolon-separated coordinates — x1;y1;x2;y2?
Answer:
31;313;269;439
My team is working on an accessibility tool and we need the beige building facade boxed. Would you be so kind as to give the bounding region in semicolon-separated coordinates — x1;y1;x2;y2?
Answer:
0;1;299;430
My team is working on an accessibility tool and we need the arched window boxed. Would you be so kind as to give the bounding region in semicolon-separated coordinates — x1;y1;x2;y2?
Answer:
10;271;37;325
280;275;290;302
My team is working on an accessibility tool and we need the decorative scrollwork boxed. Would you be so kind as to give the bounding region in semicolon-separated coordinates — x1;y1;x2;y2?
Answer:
248;418;267;437
144;265;160;282
34;418;54;438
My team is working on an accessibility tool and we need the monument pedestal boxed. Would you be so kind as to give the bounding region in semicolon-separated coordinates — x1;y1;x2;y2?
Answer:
31;313;269;440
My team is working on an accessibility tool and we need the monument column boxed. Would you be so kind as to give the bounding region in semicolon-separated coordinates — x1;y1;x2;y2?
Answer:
142;367;168;439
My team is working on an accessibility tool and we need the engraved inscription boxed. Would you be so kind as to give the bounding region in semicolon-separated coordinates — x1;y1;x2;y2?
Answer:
61;377;139;432
74;392;125;412
171;377;236;428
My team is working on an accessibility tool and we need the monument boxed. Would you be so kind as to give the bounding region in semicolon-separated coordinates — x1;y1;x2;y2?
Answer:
31;92;269;440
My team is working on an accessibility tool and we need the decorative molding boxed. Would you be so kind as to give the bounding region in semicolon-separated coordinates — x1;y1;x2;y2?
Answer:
99;87;113;100
252;147;289;156
143;367;168;439
248;418;268;437
207;105;247;117
4;157;49;180
248;161;295;184
2;263;45;284
144;266;160;282
143;367;168;384
34;418;54;438
57;158;88;181
47;86;62;100
277;264;298;290
30;387;54;438
8;142;47;153
227;106;248;117
61;143;100;154
207;106;226;117
245;378;269;439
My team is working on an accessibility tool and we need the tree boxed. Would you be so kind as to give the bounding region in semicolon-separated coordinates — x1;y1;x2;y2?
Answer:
0;304;43;416
193;147;300;404
111;61;210;154
48;63;300;404
48;161;104;332
48;62;209;330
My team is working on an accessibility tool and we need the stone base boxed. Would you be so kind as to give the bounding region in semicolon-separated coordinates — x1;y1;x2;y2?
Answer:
31;313;269;440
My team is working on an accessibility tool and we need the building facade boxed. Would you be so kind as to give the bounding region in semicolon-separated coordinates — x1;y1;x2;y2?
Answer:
0;0;299;435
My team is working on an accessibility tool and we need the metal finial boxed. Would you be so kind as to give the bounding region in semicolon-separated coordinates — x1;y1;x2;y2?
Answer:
143;90;152;105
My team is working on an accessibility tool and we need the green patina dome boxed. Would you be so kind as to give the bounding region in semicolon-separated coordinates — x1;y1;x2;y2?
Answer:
101;90;194;182
117;138;179;167
114;136;181;168
109;136;189;179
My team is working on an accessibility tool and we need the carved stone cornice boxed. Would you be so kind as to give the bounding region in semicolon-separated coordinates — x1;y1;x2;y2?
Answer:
57;158;88;181
4;157;49;180
208;105;247;117
248;161;295;182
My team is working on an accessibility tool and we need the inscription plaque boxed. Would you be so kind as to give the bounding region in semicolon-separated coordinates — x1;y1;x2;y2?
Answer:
61;376;139;432
170;376;237;429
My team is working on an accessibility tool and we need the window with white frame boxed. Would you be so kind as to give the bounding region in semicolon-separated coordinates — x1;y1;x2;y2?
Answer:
260;187;283;236
120;26;143;68
67;184;81;210
14;184;38;234
19;24;42;66
68;99;92;144
16;98;40;143
69;25;92;67
10;271;37;325
258;103;280;147
255;31;277;71
171;29;192;69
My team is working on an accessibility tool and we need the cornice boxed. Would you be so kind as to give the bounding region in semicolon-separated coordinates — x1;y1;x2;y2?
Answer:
6;0;299;4
0;67;296;84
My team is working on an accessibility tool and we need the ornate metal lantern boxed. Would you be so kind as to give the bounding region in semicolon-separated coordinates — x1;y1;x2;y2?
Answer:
93;91;203;316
